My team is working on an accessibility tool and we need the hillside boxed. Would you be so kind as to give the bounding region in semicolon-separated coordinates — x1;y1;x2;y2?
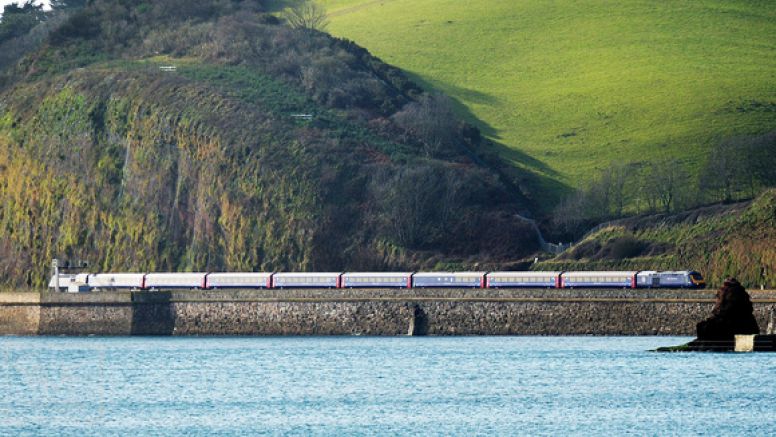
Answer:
0;0;539;287
320;0;776;205
534;189;776;288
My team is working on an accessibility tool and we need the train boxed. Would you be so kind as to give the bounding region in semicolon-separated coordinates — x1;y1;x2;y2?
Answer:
49;270;706;291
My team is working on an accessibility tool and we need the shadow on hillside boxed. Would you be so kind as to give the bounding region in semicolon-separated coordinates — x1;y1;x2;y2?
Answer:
405;70;572;212
407;71;561;176
405;71;502;139
493;141;562;179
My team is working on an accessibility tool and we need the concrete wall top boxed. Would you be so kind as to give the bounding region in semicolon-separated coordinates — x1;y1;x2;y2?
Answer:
40;291;132;304
0;292;41;304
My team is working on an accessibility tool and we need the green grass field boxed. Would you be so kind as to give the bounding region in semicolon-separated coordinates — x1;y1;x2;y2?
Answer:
319;0;776;201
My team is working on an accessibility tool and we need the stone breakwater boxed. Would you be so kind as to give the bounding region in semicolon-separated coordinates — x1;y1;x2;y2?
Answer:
1;289;775;336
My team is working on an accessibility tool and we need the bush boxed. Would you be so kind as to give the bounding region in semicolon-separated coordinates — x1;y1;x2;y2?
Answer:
600;236;646;260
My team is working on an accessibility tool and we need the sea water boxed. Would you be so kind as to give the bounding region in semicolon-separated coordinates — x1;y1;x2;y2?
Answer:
1;336;774;436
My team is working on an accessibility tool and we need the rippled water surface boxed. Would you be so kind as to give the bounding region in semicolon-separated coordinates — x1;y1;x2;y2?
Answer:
1;336;775;435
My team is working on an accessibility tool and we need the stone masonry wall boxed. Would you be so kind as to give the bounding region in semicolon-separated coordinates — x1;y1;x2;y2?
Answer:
0;293;40;335
169;301;413;335
37;292;133;335
1;289;774;336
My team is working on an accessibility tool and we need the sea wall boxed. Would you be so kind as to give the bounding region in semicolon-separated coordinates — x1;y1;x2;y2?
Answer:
2;289;775;336
0;292;40;335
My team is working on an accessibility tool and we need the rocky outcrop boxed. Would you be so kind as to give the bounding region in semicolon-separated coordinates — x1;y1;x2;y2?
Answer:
696;278;760;339
657;279;767;352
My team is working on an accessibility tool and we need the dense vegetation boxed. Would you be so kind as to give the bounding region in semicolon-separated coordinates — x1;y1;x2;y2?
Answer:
0;0;538;287
535;189;776;288
320;0;776;208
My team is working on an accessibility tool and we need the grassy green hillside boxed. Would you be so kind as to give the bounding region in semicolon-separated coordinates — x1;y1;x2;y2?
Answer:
534;189;776;288
320;0;776;203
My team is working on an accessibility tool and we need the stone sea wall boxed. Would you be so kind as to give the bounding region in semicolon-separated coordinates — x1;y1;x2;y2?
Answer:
1;289;775;336
0;292;40;335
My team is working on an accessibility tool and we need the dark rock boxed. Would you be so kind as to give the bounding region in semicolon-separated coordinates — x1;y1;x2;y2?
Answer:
695;278;760;340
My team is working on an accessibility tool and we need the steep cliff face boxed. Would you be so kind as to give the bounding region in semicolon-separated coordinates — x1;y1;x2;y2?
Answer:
0;1;537;286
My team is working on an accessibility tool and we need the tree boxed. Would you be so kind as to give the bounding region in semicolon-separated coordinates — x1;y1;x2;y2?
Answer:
699;138;746;203
739;131;776;197
642;158;687;213
552;162;633;236
282;1;329;31
0;1;47;44
697;132;776;204
392;93;461;157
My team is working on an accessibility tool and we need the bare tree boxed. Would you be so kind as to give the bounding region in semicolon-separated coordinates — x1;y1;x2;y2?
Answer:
699;138;745;203
370;164;464;248
552;161;633;233
642;159;686;213
552;193;587;236
282;1;329;31
392;93;460;157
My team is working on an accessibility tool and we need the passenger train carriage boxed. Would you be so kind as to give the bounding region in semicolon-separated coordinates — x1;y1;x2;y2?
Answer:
206;272;273;289
486;271;561;288
272;272;341;288
49;270;706;291
412;272;485;288
560;271;636;288
342;272;412;288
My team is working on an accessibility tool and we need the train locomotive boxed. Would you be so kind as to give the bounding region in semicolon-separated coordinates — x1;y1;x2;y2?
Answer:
50;270;706;291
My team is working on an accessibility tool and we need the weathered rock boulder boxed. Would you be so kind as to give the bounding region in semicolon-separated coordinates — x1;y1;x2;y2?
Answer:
657;278;763;352
695;278;760;339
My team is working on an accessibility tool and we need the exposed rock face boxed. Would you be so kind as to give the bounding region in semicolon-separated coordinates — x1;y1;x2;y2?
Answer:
696;278;760;339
